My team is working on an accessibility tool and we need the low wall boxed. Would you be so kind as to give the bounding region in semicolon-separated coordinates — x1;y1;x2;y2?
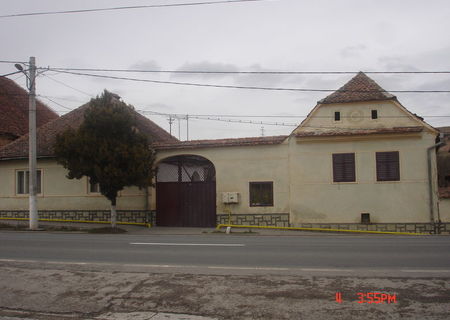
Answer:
2;211;449;234
294;222;450;235
0;210;153;225
216;213;290;227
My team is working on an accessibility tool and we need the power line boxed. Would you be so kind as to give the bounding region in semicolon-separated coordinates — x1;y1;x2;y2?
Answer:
38;94;87;104
192;116;297;126
51;69;450;93
139;110;297;126
41;73;94;97
139;110;450;118
138;110;450;128
37;95;77;111
47;67;450;75
0;60;28;64
0;70;24;77
0;0;266;19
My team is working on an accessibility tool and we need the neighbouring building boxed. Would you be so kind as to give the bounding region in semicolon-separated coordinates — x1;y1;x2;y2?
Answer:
0;101;177;224
0;76;59;147
0;72;449;233
437;126;450;219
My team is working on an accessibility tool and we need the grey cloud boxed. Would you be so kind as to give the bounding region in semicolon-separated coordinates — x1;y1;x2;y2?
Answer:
340;44;367;59
143;102;175;111
377;56;420;72
129;60;160;71
173;61;239;80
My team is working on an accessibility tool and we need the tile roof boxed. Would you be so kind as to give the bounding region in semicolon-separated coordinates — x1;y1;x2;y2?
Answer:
154;135;288;150
295;126;423;138
319;72;396;104
0;103;177;160
0;76;59;138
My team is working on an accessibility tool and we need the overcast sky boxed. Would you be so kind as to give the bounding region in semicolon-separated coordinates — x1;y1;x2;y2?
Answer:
1;0;449;140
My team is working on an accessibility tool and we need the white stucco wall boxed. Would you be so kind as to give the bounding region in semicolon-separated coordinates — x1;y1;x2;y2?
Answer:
0;159;148;211
295;100;423;134
288;132;437;224
154;142;290;216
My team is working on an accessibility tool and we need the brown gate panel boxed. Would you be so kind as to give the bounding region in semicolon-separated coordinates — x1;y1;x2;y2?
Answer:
156;182;181;227
156;155;216;227
180;181;216;227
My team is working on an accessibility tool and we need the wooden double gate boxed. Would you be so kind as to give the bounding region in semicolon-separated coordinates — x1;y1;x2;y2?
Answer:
156;155;216;227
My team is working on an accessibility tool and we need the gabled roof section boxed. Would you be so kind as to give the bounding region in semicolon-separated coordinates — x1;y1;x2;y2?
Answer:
0;102;177;160
319;72;396;104
291;72;439;138
0;76;59;138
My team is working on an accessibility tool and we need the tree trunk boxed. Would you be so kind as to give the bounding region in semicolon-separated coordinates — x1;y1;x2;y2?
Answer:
110;198;117;229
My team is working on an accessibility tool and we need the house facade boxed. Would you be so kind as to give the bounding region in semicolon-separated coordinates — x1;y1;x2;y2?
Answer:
1;73;449;233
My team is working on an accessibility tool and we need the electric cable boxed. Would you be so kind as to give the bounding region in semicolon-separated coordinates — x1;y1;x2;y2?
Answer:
50;69;450;93
0;0;267;19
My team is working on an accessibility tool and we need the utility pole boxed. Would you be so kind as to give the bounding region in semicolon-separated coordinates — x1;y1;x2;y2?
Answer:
27;57;38;230
168;115;174;136
15;57;38;230
186;114;189;141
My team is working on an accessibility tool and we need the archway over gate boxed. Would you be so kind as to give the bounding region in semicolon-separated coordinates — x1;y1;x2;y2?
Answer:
156;155;216;227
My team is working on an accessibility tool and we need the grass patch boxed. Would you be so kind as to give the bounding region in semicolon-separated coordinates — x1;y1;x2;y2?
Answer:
87;227;127;234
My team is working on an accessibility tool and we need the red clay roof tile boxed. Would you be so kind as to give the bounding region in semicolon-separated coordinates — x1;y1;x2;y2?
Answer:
0;103;177;160
154;135;288;150
319;72;396;104
0;76;59;138
295;126;423;138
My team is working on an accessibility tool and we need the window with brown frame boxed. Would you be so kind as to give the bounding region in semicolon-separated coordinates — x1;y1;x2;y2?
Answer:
334;111;341;121
89;181;101;193
376;151;400;181
249;182;273;207
332;153;355;182
371;109;378;119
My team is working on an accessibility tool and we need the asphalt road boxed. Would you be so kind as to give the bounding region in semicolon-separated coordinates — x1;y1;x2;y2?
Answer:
1;232;449;276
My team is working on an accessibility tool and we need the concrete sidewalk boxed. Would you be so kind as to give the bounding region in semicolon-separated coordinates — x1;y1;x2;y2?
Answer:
1;260;449;320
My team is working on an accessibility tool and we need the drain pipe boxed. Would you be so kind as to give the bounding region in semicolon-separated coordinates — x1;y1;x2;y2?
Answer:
427;139;445;226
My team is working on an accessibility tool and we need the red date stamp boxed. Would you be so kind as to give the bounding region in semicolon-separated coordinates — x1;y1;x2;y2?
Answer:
335;292;397;304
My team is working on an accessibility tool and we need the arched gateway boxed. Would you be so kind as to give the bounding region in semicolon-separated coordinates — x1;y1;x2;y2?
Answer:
156;155;216;227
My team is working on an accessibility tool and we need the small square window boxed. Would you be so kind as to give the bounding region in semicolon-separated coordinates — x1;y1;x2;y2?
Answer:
371;110;378;119
89;181;101;193
361;213;370;224
16;170;41;194
249;182;273;207
334;111;341;121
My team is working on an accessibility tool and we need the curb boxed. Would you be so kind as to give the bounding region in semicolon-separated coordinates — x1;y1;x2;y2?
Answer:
216;224;426;236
